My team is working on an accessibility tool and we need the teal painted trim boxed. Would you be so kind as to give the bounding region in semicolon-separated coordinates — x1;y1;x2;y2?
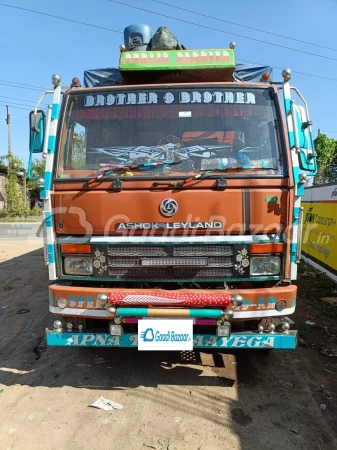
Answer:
48;135;56;154
292;166;305;196
46;330;297;349
59;275;282;282
290;243;297;262
293;207;301;226
47;244;55;264
190;309;222;318
45;211;53;228
40;188;47;199
295;109;308;149
288;130;295;149
117;308;149;317
51;103;60;120
284;98;291;114
297;183;305;196
44;171;52;190
117;308;223;319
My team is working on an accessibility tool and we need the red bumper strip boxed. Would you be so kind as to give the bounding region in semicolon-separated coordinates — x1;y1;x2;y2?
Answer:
109;291;231;307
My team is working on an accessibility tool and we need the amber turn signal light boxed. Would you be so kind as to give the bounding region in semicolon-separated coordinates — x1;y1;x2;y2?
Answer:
60;244;92;254
250;243;283;254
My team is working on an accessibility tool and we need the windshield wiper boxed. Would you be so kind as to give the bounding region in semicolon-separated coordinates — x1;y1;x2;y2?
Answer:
83;160;182;187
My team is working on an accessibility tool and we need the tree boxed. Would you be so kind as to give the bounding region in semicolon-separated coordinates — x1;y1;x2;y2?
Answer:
0;152;29;216
314;134;337;184
27;158;46;190
71;132;86;169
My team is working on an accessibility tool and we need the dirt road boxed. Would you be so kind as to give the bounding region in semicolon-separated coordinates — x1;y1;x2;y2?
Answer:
0;240;336;450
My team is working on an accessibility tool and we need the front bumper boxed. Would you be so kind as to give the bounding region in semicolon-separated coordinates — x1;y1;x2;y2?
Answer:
46;329;297;349
49;284;297;320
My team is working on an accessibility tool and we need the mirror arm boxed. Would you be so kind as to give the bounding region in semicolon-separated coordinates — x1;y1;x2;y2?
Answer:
42;105;53;158
27;144;35;180
33;91;54;115
290;86;312;126
290;100;300;153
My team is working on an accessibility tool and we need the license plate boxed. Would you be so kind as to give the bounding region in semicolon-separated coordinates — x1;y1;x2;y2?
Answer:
138;319;193;351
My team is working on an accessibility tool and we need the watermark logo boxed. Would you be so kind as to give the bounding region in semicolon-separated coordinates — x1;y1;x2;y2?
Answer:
138;319;193;351
140;328;154;342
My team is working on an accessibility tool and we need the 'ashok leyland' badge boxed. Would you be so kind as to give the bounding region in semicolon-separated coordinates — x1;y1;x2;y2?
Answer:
160;198;178;217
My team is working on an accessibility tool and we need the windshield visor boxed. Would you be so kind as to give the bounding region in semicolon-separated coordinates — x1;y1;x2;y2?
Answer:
57;86;284;179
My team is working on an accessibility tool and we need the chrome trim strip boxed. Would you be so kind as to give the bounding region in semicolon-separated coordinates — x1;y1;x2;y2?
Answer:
49;305;295;318
90;235;277;244
50;306;106;317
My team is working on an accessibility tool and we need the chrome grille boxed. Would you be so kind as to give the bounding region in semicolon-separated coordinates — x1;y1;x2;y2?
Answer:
174;267;233;278
173;245;232;256
108;246;167;256
106;244;234;279
109;267;168;277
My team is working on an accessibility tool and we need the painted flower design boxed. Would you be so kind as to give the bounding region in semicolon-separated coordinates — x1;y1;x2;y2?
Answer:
93;248;108;275
234;248;249;275
242;258;249;268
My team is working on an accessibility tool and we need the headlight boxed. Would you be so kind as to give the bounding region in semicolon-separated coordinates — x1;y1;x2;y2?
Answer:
64;257;93;275
250;256;281;276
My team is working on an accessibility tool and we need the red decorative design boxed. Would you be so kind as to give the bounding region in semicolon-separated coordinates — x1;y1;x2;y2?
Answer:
109;291;231;307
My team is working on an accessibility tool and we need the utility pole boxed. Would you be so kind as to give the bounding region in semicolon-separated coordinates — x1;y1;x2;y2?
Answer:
318;129;321;136
22;168;27;204
6;105;12;170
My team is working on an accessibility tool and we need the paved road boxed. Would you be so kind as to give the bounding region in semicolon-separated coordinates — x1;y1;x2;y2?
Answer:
0;222;42;239
0;241;337;450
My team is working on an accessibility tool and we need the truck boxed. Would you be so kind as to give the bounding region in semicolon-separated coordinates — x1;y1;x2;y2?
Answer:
28;24;317;351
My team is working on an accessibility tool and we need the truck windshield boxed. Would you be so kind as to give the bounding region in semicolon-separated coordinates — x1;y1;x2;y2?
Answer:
57;86;285;180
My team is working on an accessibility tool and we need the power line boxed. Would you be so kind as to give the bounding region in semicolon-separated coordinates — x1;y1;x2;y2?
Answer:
0;78;47;90
0;3;122;34
237;58;337;82
108;0;337;63
0;95;48;106
1;1;336;83
0;81;45;92
0;100;35;108
153;0;337;53
313;129;337;134
0;103;32;111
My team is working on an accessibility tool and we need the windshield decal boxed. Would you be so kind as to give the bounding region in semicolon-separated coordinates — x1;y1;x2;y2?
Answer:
87;144;236;162
83;91;256;107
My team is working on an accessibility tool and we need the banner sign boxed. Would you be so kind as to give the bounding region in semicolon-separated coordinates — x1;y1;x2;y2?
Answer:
302;183;337;278
119;48;235;71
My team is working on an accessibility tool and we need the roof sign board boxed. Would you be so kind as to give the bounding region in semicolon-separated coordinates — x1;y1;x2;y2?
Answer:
119;48;235;71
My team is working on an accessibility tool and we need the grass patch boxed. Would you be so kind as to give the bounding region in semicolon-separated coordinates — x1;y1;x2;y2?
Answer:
0;216;42;223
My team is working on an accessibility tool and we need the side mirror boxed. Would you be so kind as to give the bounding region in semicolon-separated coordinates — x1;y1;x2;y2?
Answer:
29;110;45;153
28;110;46;181
291;102;317;174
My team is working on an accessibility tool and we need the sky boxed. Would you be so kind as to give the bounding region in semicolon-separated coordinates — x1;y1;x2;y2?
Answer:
0;0;337;165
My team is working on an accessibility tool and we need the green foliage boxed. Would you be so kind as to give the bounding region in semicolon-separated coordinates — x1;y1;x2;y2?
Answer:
0;152;30;217
71;132;86;169
27;158;46;189
0;152;42;218
314;134;337;184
